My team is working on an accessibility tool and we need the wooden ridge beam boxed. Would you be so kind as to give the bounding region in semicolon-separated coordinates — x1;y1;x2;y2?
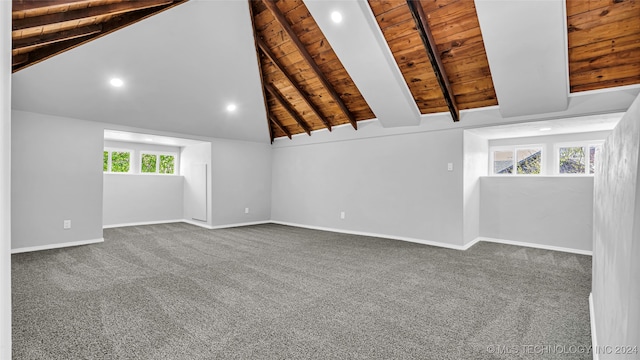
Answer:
269;115;292;139
265;82;312;136
13;0;173;31
260;0;358;130
258;37;332;132
406;0;460;122
13;24;102;53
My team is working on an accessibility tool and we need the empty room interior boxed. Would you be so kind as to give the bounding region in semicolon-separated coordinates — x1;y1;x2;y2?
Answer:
1;0;640;358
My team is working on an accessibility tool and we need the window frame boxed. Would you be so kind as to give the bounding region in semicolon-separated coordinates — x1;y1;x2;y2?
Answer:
104;148;132;174
138;151;178;175
554;141;604;176
490;144;544;176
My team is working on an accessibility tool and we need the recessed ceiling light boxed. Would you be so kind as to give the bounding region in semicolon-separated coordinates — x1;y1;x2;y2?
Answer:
331;11;342;23
110;78;124;87
226;103;237;112
539;127;552;131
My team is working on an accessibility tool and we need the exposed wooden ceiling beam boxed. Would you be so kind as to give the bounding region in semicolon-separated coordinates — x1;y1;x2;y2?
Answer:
257;38;332;132
12;0;96;13
13;0;173;31
269;115;292;139
12;53;28;67
406;0;460;122
260;0;358;130
13;24;102;53
265;82;312;136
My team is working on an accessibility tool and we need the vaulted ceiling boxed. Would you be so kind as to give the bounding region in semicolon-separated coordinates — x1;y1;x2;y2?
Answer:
10;0;640;142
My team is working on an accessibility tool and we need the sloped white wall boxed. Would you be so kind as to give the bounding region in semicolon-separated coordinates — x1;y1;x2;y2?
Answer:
593;93;640;355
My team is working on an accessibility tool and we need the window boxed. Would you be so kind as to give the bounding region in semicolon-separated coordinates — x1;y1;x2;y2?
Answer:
557;143;602;175
103;150;131;173
139;152;176;174
491;146;542;175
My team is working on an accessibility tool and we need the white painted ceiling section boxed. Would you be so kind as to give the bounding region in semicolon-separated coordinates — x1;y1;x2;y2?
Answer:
11;1;270;143
475;0;569;118
104;130;206;147
304;0;422;127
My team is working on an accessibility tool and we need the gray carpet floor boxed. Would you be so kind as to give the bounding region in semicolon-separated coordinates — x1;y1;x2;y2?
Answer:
12;223;592;359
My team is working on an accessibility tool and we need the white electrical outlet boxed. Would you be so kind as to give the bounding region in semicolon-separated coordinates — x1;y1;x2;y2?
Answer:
63;220;71;229
245;207;249;214
340;211;345;219
447;163;454;171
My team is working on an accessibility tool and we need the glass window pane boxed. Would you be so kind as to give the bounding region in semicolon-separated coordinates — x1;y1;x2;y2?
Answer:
103;151;108;172
516;148;541;174
494;150;514;174
159;155;175;174
141;154;157;173
589;144;602;174
559;147;585;174
111;151;130;173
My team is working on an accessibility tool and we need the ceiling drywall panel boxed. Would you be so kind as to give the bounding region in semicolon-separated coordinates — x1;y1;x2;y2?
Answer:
12;0;270;143
475;0;569;118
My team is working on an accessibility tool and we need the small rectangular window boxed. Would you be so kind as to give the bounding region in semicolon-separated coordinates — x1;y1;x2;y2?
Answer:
559;146;585;174
589;144;602;175
516;148;541;175
110;151;131;173
103;151;109;172
159;155;175;174
493;150;514;174
141;153;157;173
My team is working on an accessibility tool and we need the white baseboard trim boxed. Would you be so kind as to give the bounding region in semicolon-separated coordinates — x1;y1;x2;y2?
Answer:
590;293;599;360
478;237;592;255
182;219;214;229
12;238;104;254
103;219;184;229
270;221;469;250
183;219;271;230
209;220;271;230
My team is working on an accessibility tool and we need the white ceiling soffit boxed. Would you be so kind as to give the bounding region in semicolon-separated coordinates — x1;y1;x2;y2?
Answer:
104;129;206;147
12;1;270;143
304;0;421;128
475;0;569;118
466;112;623;140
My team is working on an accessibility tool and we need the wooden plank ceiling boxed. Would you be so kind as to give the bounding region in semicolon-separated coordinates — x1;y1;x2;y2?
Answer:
249;0;375;141
12;0;188;72
566;0;640;92
369;0;497;116
11;0;640;140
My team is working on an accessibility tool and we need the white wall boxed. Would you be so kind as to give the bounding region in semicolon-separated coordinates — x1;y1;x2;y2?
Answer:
272;129;464;247
480;176;593;253
211;140;272;226
181;142;212;225
103;174;184;227
0;2;12;356
593;93;640;356
12;111;104;251
463;131;488;245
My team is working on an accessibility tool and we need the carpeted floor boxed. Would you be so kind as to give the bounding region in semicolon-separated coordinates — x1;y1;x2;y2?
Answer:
12;223;592;359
